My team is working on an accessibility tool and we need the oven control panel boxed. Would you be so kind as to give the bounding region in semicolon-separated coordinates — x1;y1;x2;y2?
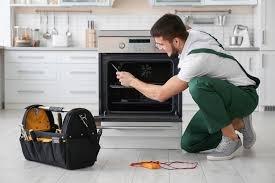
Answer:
98;36;163;53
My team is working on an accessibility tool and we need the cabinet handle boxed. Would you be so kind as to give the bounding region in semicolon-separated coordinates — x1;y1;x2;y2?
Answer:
261;54;265;68
69;90;96;94
69;56;97;60
262;30;265;45
70;71;96;75
249;57;252;71
17;90;44;94
17;70;45;74
17;56;44;59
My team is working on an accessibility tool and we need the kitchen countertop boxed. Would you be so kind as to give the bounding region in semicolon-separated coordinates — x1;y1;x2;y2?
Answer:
4;47;98;51
225;47;260;51
4;47;260;51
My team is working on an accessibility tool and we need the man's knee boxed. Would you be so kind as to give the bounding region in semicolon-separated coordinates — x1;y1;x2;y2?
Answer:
181;134;197;153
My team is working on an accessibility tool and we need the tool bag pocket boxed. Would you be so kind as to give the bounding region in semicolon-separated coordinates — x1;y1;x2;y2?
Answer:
19;136;67;168
19;105;102;170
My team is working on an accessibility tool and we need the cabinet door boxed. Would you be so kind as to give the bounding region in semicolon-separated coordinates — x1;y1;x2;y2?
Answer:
261;0;275;50
259;52;275;106
152;0;203;6
60;0;113;6
230;51;260;78
205;0;257;5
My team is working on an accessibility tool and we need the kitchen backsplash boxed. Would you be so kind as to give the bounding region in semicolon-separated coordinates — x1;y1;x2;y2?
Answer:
15;12;254;48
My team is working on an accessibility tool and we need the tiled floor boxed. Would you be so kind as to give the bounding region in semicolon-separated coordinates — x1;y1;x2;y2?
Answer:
0;110;275;183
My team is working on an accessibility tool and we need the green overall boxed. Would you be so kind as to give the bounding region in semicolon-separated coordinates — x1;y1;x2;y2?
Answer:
180;48;260;153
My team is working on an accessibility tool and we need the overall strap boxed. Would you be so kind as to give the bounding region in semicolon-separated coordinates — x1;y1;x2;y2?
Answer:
200;31;225;50
188;48;260;89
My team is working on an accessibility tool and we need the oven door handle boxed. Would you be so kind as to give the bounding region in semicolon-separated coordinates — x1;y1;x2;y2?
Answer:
97;126;178;130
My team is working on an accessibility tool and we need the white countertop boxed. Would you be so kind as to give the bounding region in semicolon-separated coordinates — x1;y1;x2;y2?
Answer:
225;47;260;51
4;47;98;51
4;46;260;51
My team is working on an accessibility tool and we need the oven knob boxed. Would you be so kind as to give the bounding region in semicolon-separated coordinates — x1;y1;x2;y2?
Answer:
119;42;125;49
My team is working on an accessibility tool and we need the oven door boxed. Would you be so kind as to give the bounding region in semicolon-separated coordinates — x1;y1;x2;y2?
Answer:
98;53;182;122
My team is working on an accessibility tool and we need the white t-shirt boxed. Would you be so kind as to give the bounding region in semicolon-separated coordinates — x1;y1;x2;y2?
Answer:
177;30;256;87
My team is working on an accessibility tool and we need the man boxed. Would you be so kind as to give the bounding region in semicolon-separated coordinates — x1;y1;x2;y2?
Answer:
116;14;259;161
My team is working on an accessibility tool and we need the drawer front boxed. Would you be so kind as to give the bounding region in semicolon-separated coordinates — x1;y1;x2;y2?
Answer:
5;63;57;80
58;82;98;103
59;63;97;81
5;80;57;103
5;51;56;63
58;51;98;64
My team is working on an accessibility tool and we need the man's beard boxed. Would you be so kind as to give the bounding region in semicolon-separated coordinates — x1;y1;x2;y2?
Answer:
169;45;179;59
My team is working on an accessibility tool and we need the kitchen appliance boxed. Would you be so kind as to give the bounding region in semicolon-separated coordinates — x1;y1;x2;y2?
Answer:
31;28;40;47
97;30;182;149
13;26;31;47
230;24;251;47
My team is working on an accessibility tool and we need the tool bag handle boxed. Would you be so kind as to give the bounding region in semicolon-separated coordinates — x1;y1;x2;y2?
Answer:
38;106;69;112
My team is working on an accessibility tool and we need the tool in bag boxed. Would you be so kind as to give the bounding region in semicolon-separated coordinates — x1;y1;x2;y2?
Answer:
19;104;102;170
130;161;198;170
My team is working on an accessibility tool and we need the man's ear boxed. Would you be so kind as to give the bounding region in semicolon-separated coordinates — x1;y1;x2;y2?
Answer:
173;38;181;47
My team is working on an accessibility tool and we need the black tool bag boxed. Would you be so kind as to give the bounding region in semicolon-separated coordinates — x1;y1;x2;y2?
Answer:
19;105;102;170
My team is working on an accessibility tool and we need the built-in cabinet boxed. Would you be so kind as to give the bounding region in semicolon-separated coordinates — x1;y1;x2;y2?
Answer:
0;0;11;46
4;50;99;113
10;0;115;6
259;0;275;50
259;51;275;106
0;48;3;109
151;0;257;6
151;0;203;6
204;0;257;5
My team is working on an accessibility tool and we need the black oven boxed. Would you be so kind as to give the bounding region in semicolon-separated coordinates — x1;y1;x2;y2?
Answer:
97;30;182;122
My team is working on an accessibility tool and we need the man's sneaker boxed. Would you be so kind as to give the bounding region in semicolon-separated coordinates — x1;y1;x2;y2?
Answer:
239;115;256;149
207;136;242;161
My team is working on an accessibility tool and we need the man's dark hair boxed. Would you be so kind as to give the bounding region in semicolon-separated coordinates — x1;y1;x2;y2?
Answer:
150;14;189;42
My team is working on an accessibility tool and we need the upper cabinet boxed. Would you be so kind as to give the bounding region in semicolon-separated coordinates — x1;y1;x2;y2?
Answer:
259;0;275;50
10;0;115;7
151;0;204;6
151;0;257;6
60;0;115;6
204;0;257;5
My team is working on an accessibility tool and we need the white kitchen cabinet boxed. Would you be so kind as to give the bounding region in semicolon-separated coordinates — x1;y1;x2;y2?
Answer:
205;0;257;5
0;48;3;109
60;0;115;6
151;0;204;6
10;0;115;6
230;51;260;78
258;52;275;106
259;0;275;50
0;0;11;46
4;50;99;110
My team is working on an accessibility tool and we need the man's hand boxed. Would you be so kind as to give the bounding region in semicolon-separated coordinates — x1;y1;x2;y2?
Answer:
116;71;136;87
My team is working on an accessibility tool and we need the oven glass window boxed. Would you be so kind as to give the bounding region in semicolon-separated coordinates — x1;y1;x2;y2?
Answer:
107;61;173;112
